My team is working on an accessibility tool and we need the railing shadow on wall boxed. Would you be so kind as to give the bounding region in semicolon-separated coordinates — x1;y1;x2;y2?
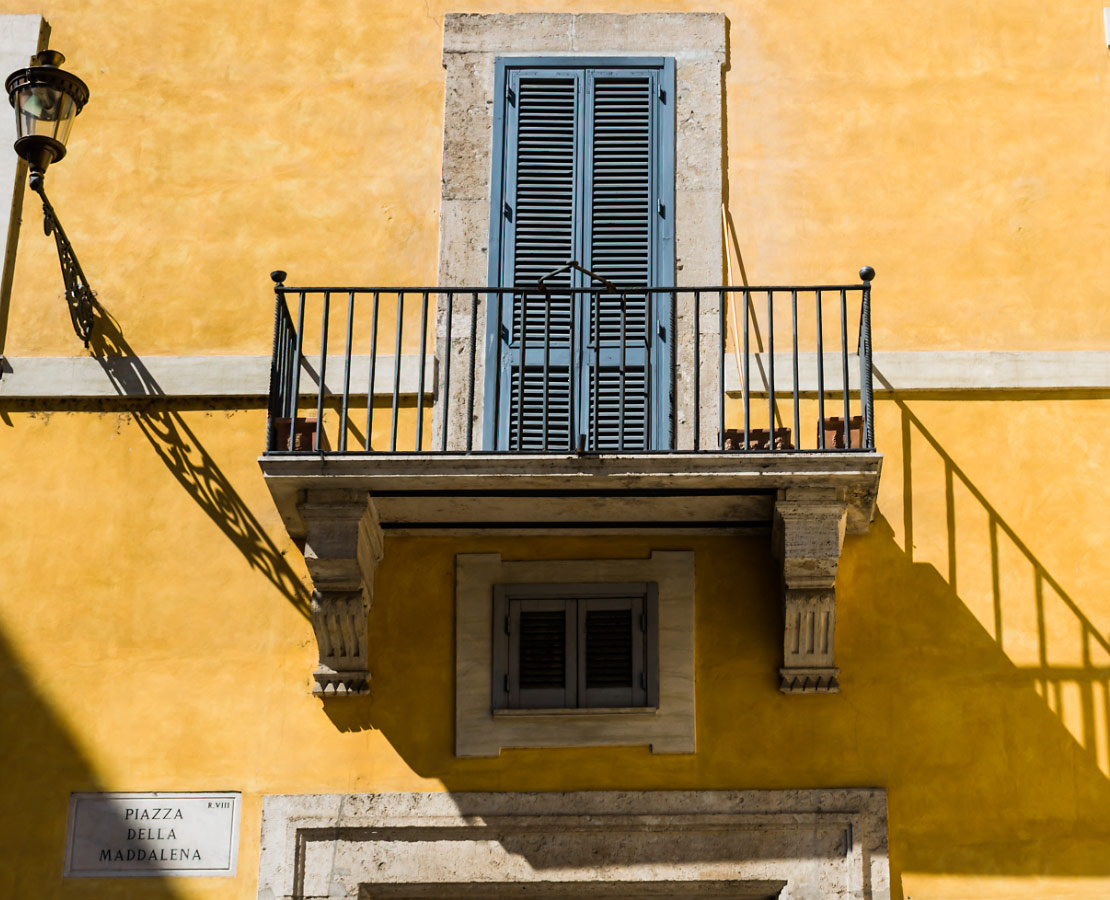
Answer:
309;395;1110;889
88;302;310;621
884;378;1110;779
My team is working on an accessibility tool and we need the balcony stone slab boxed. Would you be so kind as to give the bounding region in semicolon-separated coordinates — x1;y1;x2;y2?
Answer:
260;452;880;537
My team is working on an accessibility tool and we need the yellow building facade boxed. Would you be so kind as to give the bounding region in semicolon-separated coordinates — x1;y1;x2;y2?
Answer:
1;3;1108;899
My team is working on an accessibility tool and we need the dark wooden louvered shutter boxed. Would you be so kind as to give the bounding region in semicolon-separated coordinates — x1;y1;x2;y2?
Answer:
578;595;647;707
492;583;658;710
506;597;577;708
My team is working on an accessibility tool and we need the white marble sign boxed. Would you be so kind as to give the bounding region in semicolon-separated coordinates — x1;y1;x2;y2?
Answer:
64;792;240;878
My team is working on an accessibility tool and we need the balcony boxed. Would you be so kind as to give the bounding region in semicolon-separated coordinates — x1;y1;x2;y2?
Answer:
258;269;882;696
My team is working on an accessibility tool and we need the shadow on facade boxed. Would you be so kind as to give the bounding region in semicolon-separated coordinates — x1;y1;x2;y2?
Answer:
891;393;1110;780
87;301;310;621
0;626;186;898
862;393;1110;884
847;514;1110;884
336;407;1110;889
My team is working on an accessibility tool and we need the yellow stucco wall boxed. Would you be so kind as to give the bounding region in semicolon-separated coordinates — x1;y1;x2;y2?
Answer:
1;1;1108;899
2;398;1108;898
0;0;1107;355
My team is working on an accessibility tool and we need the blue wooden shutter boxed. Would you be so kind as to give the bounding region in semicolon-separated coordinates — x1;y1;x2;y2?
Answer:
582;72;655;450
494;70;581;450
488;59;674;451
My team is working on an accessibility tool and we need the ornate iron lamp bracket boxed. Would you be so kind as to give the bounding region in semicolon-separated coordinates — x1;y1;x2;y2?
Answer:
28;170;94;345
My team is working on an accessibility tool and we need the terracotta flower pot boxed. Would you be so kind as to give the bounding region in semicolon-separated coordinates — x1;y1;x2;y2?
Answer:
722;427;794;450
271;417;325;451
819;416;864;449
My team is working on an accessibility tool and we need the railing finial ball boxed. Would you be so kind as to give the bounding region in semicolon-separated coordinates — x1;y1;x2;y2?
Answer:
270;270;287;285
859;266;875;283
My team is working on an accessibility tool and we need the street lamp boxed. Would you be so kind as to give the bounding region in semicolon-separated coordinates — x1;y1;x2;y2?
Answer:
6;49;94;344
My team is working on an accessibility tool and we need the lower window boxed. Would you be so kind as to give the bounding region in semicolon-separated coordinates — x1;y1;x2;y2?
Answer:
492;583;659;710
455;551;694;757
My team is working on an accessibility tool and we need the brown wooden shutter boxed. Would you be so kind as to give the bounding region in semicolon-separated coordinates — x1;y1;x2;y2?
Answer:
493;583;657;710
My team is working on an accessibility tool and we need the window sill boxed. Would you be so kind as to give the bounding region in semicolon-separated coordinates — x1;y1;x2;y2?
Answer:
494;707;659;718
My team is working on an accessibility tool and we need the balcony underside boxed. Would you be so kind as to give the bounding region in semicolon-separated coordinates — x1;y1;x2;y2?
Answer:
259;451;882;538
259;450;881;697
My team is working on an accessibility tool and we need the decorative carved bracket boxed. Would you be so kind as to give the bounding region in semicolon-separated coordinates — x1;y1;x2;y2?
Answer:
773;488;848;693
298;490;383;697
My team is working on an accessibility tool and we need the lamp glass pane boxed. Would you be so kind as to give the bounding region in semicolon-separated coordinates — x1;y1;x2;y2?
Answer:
54;95;76;145
16;86;76;145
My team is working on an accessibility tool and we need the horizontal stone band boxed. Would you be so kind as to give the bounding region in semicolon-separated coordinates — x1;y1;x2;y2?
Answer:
726;350;1110;394
0;350;1106;399
0;354;435;399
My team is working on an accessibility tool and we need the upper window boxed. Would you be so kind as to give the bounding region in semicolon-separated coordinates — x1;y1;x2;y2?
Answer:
492;582;659;710
485;58;676;452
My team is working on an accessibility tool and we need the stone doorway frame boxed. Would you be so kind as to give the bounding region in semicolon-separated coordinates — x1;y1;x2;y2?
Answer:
256;791;890;900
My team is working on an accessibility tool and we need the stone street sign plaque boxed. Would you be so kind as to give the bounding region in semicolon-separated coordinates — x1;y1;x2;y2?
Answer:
64;792;240;878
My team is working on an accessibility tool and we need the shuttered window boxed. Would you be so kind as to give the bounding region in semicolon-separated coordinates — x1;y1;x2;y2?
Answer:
487;58;675;452
492;583;659;710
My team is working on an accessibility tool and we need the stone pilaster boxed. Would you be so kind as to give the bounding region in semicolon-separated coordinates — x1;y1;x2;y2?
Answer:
298;490;383;697
773;488;847;693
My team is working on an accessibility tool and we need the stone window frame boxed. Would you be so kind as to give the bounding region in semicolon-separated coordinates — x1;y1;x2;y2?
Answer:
455;552;694;757
436;13;727;452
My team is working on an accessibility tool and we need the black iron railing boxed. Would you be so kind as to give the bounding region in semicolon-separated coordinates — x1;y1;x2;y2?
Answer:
265;267;876;455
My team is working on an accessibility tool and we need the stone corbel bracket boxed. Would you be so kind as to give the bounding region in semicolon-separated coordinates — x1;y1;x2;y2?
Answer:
298;490;383;697
773;487;848;694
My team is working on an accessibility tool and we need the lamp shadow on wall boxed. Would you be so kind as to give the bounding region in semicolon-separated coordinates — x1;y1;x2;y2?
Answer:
0;626;186;898
87;301;310;621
